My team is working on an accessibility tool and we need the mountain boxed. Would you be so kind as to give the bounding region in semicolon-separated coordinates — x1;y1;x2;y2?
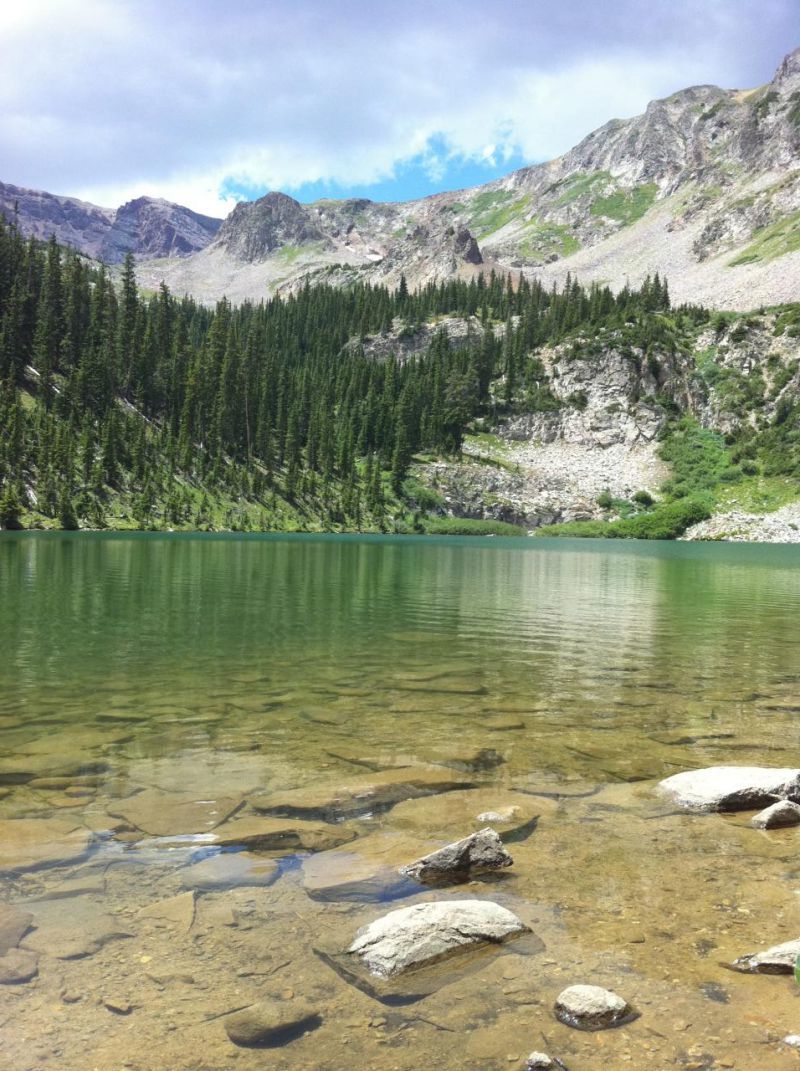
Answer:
0;182;221;263
134;47;800;308
2;48;799;307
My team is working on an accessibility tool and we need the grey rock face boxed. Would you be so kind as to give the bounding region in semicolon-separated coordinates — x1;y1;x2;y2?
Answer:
657;766;800;812
224;999;321;1047
453;226;482;264
400;827;513;884
214;191;329;261
554;984;633;1030
751;800;800;829
730;937;800;974
347;899;528;978
0;182;220;263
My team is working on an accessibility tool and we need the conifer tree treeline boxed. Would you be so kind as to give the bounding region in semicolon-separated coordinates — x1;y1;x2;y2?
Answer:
0;215;693;530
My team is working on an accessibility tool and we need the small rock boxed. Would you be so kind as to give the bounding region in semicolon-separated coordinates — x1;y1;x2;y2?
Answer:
102;997;132;1015
348;899;529;978
224;1000;321;1047
400;828;513;884
0;948;39;984
525;1055;568;1071
730;937;800;973
554;984;634;1031
751;800;800;829
784;1035;800;1049
0;904;33;954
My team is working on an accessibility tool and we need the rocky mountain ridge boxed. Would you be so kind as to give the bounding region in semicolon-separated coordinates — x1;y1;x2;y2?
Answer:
0;182;221;263
2;48;799;307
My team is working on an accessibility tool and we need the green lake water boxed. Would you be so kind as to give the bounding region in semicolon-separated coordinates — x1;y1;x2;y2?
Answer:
1;532;800;1070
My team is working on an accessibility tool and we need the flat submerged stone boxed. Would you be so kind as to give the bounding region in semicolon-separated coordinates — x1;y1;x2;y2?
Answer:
210;815;355;853
0;818;92;874
347;899;529;978
107;789;243;836
182;851;280;890
251;767;475;821
656;766;800;812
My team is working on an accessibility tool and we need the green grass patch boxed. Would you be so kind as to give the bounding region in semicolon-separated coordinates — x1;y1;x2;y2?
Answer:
276;245;303;264
718;475;800;513
552;171;611;206
659;418;741;499
590;183;658;225
422;516;526;536
518;218;580;259
466;191;530;238
540;497;712;540
729;208;800;266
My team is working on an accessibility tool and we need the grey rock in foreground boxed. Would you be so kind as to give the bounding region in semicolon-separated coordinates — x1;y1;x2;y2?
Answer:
400;827;513;884
751;800;800;829
730;937;800;974
657;766;800;812
554;984;634;1030
348;899;528;978
224;999;321;1047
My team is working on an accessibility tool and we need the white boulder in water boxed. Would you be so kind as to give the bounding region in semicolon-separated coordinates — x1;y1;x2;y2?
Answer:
347;899;528;978
656;766;800;812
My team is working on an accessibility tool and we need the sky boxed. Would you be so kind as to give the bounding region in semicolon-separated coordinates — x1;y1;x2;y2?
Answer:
0;1;796;218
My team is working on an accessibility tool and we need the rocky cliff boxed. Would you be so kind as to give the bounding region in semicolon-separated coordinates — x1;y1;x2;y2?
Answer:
0;182;221;263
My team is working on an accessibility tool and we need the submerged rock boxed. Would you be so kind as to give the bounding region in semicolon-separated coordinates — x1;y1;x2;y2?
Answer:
386;788;546;842
107;789;243;836
211;815;355;853
347;899;528;978
730;937;800;974
0;948;39;984
554;984;634;1030
182;851;280;890
751;799;800;829
251;767;475;821
224;999;321;1047
656;766;800;812
0;905;33;954
0;817;92;874
301;832;434;901
400;828;513;884
138;891;196;932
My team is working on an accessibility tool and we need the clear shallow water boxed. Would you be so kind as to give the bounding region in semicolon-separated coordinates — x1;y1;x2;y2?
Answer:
1;532;800;1070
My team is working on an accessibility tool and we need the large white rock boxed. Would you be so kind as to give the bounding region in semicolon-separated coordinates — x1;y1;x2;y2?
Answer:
731;937;800;974
347;899;528;978
656;766;800;812
554;984;633;1030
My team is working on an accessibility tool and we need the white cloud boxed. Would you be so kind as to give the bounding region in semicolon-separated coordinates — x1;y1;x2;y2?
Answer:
0;0;793;215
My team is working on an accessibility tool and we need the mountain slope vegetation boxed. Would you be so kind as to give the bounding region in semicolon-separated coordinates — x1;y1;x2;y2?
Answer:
1;220;798;538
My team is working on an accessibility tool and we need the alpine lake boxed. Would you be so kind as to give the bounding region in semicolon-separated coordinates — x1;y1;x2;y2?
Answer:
1;531;800;1071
